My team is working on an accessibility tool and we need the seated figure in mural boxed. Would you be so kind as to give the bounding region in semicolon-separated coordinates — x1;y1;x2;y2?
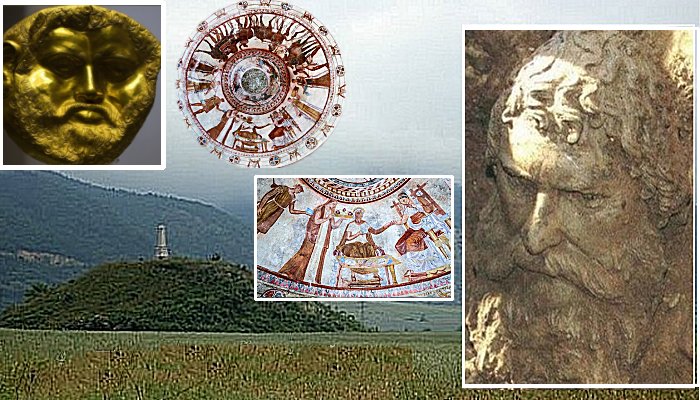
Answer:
267;109;300;149
465;31;693;383
278;198;342;281
335;207;395;258
257;182;306;234
3;6;160;164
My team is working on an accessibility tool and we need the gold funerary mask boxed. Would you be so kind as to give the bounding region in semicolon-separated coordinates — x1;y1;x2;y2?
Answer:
3;6;160;164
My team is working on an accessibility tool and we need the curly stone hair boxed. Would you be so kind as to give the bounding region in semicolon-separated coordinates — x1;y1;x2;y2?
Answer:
489;30;692;226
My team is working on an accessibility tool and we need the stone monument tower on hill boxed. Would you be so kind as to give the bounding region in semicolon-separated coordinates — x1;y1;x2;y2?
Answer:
154;224;170;260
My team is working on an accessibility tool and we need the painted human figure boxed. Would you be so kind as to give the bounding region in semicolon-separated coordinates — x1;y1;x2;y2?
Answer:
393;192;448;274
186;79;216;94
230;117;271;152
257;183;305;234
394;193;428;254
188;58;218;75
206;110;238;142
335;208;394;258
267;109;300;149
278;199;342;281
410;186;452;256
191;96;224;115
293;59;329;85
289;86;322;121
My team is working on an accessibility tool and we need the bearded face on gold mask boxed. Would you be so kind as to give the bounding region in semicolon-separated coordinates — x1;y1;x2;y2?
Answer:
3;6;160;164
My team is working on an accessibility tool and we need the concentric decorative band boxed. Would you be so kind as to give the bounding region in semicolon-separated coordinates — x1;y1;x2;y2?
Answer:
302;178;411;204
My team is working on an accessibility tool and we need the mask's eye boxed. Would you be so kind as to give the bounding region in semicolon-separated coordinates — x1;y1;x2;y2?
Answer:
561;119;581;133
42;54;83;78
99;58;137;82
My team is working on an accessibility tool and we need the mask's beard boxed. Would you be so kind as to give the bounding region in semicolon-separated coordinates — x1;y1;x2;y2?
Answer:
8;78;149;164
536;242;628;301
33;124;122;163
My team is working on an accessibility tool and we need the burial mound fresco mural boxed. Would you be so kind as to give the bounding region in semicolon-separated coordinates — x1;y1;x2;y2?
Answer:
256;178;453;298
177;1;345;168
464;30;694;384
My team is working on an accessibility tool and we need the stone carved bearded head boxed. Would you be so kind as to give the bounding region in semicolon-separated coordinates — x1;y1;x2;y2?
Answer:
466;30;693;384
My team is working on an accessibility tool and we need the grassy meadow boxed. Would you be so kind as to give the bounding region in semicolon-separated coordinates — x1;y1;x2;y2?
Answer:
1;329;697;399
1;329;458;399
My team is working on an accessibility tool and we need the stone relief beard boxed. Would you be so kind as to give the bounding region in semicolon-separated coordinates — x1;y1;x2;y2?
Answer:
9;77;150;164
466;195;666;383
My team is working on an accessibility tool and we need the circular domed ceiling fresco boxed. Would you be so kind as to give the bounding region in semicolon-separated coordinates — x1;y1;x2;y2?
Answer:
177;1;345;168
255;177;453;299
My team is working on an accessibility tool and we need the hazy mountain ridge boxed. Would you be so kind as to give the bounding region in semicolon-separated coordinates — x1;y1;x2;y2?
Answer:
0;171;253;309
0;171;252;264
0;252;90;310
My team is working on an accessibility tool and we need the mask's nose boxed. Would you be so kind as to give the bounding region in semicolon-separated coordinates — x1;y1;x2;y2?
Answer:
74;65;105;104
522;191;563;254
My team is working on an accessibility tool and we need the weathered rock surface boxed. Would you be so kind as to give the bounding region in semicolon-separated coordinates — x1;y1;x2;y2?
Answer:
464;30;693;384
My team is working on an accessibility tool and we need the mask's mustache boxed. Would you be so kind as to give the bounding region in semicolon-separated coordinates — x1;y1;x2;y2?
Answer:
55;103;119;126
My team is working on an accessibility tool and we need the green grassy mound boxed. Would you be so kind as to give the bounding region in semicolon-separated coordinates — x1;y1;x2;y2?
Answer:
0;259;364;333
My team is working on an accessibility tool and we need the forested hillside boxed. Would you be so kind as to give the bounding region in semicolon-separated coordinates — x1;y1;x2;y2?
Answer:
1;259;365;333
